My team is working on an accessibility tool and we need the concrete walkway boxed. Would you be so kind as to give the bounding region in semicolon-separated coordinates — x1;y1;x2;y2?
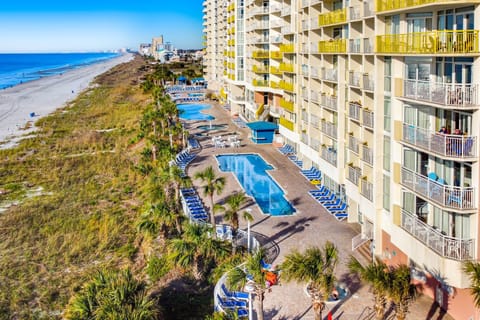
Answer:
183;101;453;320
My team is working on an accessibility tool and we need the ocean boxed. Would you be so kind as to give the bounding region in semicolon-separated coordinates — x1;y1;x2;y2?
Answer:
0;52;120;90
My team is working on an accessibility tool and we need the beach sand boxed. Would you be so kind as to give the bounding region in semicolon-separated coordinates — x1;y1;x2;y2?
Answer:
0;53;134;149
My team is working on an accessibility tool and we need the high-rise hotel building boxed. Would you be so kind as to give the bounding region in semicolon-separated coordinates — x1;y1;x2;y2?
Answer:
203;1;480;318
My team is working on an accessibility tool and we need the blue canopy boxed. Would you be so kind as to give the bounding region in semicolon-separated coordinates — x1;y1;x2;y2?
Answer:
246;121;279;131
177;76;187;81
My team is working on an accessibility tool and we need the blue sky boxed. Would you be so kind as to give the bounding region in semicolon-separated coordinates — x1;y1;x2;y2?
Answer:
0;1;204;52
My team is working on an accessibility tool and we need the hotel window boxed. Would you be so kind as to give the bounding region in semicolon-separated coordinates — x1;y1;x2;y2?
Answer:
383;98;391;132
383;137;391;171
385;15;400;34
384;57;391;94
383;175;390;212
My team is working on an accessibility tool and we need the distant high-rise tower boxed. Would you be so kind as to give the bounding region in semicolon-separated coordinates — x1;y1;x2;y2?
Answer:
151;35;165;60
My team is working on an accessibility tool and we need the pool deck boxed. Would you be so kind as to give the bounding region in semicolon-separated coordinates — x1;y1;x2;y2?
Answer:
183;100;454;320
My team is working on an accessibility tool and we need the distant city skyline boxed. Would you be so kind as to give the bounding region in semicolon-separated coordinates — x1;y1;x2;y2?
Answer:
0;0;204;52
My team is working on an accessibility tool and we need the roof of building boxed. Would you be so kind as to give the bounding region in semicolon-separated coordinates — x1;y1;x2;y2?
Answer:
246;121;278;131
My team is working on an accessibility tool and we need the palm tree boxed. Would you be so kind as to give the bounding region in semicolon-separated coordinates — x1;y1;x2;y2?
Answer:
222;192;248;234
281;242;339;320
464;261;480;308
65;269;159;319
228;248;269;320
169;223;231;281
388;264;418;320
194;166;226;232
137;200;180;238
348;256;391;320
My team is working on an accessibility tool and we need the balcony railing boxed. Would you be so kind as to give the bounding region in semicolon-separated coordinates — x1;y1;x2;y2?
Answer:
348;135;360;154
310;66;319;78
347;165;362;185
310;91;319;102
270;66;282;74
364;1;374;17
400;166;476;210
279;80;294;92
402;79;479;108
280;44;295;53
270;80;280;89
321;146;337;166
252;79;269;87
270;51;283;59
402;123;477;159
362;145;374;165
361;179;374;201
349;6;361;20
280;62;294;73
376;30;480;55
252;50;269;58
319;39;347;53
321;94;338;111
363;74;374;91
349;38;361;53
280;117;294;131
318;8;347;26
252;65;269;73
376;0;460;13
349;71;362;87
364;38;374;53
349;102;362;121
362;109;374;129
401;209;475;261
280;98;295;112
322;68;338;82
320;120;338;139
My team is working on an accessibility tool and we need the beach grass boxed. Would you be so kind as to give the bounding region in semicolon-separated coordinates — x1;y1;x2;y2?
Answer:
0;56;151;318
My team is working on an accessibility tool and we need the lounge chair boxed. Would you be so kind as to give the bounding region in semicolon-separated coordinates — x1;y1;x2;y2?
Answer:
328;203;348;213
334;213;348;221
217;295;248;309
221;284;249;301
323;199;342;208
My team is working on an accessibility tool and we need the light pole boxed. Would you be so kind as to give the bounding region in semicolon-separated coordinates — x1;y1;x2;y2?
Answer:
246;208;252;253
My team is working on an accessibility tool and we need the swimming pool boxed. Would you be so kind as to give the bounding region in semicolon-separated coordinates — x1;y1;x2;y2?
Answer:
177;103;215;121
216;154;295;216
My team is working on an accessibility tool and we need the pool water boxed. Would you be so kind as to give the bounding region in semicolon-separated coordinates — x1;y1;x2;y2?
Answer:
216;154;295;216
177;103;215;121
197;124;227;131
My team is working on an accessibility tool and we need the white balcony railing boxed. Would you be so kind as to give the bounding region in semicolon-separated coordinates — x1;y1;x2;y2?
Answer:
363;74;374;91
361;179;373;201
400;166;476;210
364;38;374;53
402;123;477;159
321;146;337;166
320;120;338;139
362;145;374;165
349;71;362;87
362;109;374;129
349;6;361;20
349;102;362;121
349;38;361;53
321;94;338;111
322;68;338;82
403;79;479;108
310;90;319;102
401;209;475;261
348;135;360;154
310;66;319;78
347;165;362;185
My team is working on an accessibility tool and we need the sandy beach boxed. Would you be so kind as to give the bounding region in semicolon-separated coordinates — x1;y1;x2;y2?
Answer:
0;52;134;149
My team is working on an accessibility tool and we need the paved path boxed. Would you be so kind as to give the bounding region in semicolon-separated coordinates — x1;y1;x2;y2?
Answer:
183;101;453;320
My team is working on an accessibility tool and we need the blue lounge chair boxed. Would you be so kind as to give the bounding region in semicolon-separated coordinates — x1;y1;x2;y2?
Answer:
328;203;347;213
323;199;342;208
316;194;335;204
334;213;348;221
221;284;249;301
217;295;248;309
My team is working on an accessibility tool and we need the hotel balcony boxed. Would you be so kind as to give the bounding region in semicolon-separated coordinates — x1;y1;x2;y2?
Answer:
349;6;361;21
400;79;479;109
322;68;338;82
252;79;269;87
319;39;347;53
400;209;474;261
363;74;374;91
252;65;269;73
280;117;294;131
252;50;270;59
401;123;477;160
270;66;282;75
310;91;319;103
320;120;338;139
349;71;362;87
364;38;374;53
320;94;338;111
348;102;362;122
361;144;374;166
281;25;295;35
362;109;374;129
281;6;291;17
361;178;374;201
280;98;295;112
349;39;361;54
376;30;480;55
270;80;280;89
310;66;319;79
375;0;480;13
270;51;283;59
279;80;295;92
321;145;338;166
280;44;295;53
280;63;295;73
348;135;360;154
400;166;476;211
347;164;362;185
318;8;347;27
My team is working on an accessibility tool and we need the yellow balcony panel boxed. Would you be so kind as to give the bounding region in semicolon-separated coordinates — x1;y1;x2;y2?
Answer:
280;63;294;73
375;0;480;13
318;8;347;27
280;43;295;53
270;66;282;74
318;39;347;53
270;51;283;59
253;79;269;87
280;98;295;112
270;80;280;89
255;104;265;120
376;30;480;55
252;65;269;73
252;50;270;59
279;80;294;92
280;117;295;131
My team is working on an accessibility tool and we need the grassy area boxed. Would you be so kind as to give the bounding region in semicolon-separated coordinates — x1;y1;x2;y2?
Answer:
0;56;151;319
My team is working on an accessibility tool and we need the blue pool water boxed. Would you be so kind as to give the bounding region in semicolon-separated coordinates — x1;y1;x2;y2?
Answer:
177;103;215;121
216;154;295;216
